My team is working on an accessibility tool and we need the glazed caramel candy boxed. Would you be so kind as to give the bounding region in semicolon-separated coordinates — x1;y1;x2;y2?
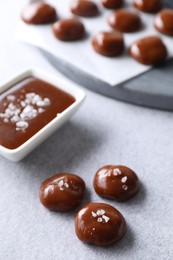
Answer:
101;0;124;9
70;0;99;17
108;10;142;33
52;18;85;41
94;165;139;201
154;9;173;36
129;36;167;65
92;31;124;57
75;202;126;246
40;173;85;211
0;77;75;149
133;0;162;13
21;2;57;24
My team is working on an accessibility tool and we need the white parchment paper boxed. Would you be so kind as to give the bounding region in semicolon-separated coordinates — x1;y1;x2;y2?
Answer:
15;0;173;86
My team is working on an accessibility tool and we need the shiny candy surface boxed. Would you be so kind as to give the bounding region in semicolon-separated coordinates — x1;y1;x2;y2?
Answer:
70;0;98;17
133;0;162;13
92;31;124;57
129;36;167;65
94;165;139;201
75;202;126;246
108;10;142;33
154;9;173;36
102;0;124;9
52;18;85;41
40;173;85;211
21;2;57;24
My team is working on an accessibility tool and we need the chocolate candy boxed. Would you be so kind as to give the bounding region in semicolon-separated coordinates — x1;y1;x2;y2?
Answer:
108;10;141;33
133;0;161;13
101;0;124;9
75;202;126;246
52;18;85;41
154;9;173;36
70;0;98;17
40;173;85;211
92;31;124;57
94;165;139;202
21;2;57;24
129;36;167;65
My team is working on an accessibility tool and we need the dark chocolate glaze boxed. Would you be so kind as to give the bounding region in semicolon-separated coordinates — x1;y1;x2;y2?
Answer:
70;0;99;17
102;0;124;9
0;77;75;149
108;10;142;33
92;31;124;57
52;18;85;41
40;173;85;211
75;202;126;246
21;2;57;24
154;9;173;36
129;36;167;65
133;0;162;13
93;165;139;202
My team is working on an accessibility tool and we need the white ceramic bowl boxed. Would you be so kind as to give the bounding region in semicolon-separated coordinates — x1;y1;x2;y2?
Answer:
0;68;86;161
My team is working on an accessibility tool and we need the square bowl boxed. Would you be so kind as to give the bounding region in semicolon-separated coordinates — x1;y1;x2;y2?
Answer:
0;68;86;161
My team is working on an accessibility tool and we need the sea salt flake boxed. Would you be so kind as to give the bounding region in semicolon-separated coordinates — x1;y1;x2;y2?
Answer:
113;168;121;176
16;121;28;131
91;211;97;218
0;113;6;118
21;101;26;107
96;209;105;216
4;118;9;123
26;93;35;100
7;95;15;101
11;115;20;123
97;217;103;223
121;176;128;183
20;105;38;120
102;215;110;223
58;180;64;187
36;98;51;107
31;94;41;104
122;185;128;191
38;108;45;114
8;103;16;111
64;183;69;188
5;108;15;117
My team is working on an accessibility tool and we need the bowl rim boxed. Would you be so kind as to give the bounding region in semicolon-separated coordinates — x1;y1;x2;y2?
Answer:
0;67;86;155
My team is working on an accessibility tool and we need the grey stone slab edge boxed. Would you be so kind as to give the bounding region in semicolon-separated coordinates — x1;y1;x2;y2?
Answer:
40;48;173;111
38;0;173;111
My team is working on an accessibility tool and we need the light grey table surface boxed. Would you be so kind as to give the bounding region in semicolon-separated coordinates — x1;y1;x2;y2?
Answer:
0;1;173;260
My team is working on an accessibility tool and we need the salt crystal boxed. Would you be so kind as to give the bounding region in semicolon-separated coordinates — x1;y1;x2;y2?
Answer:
8;103;16;111
121;176;127;183
21;101;26;107
11;115;20;123
16;121;28;131
58;180;64;187
122;185;128;191
38;108;45;114
64;183;69;188
102;215;110;223
31;94;41;104
113;168;121;176
96;209;105;216
91;211;97;218
97;217;103;223
7;95;15;101
4;118;9;123
36;98;51;107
